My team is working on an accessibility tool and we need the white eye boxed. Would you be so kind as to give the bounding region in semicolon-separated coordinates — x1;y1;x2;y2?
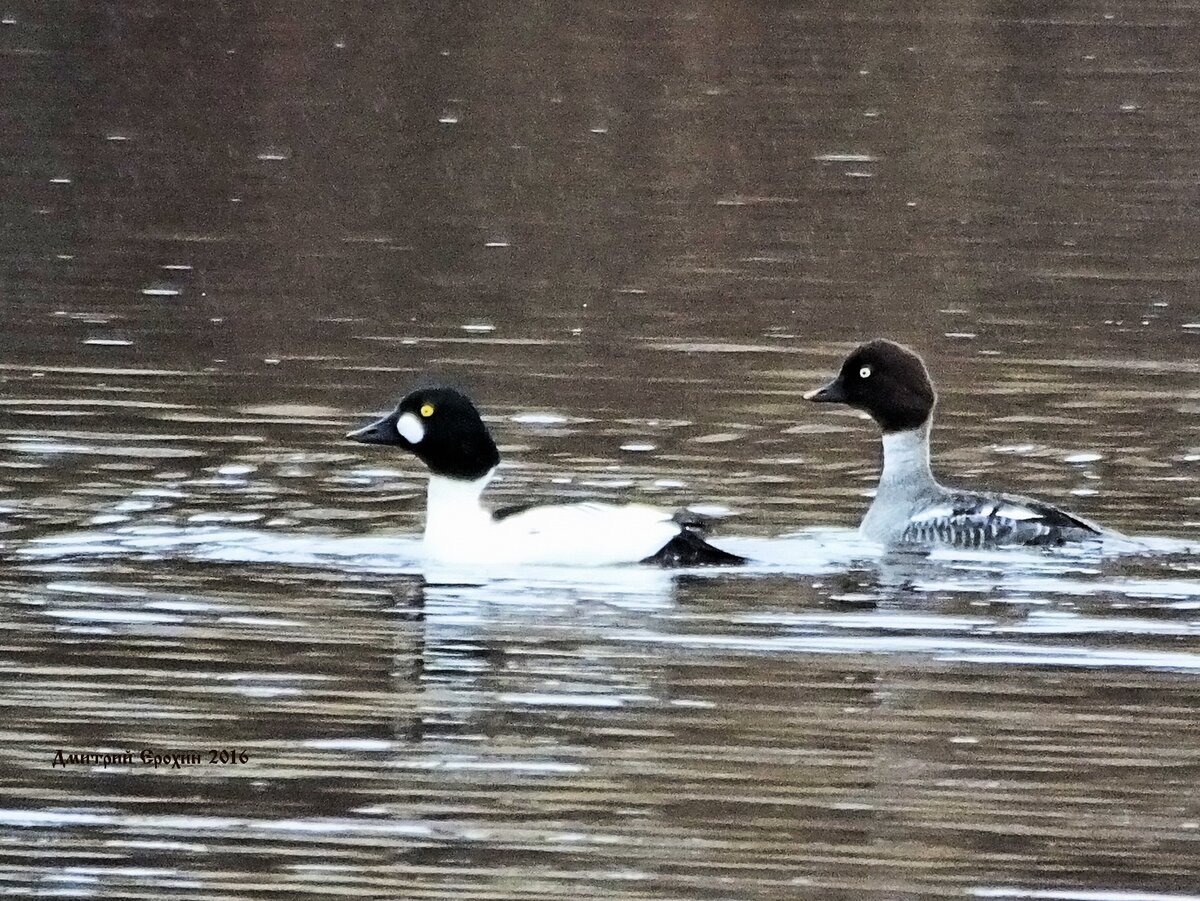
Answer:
859;366;872;379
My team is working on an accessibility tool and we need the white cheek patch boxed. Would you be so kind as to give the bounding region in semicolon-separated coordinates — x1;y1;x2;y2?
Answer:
396;412;426;443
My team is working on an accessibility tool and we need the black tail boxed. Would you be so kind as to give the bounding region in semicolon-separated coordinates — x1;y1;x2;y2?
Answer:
641;529;746;567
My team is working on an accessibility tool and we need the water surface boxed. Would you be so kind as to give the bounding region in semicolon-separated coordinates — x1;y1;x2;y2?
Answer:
2;1;1200;898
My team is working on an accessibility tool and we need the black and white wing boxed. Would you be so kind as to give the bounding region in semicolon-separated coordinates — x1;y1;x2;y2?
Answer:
902;493;1103;548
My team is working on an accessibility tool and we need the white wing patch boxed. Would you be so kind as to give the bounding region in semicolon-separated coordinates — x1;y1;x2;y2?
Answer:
913;500;1045;526
993;503;1042;521
909;505;957;523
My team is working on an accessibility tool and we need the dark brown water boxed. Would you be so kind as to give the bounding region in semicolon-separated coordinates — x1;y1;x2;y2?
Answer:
2;1;1200;898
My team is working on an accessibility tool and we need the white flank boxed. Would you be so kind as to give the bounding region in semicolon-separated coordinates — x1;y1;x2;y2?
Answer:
421;472;680;566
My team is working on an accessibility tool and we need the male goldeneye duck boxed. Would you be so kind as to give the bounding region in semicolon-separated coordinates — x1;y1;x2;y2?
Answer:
346;386;746;567
804;339;1104;549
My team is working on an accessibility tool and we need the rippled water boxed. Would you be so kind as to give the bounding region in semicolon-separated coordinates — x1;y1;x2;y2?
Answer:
3;1;1200;898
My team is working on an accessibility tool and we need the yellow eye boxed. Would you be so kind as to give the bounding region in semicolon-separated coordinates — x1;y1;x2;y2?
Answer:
419;403;435;418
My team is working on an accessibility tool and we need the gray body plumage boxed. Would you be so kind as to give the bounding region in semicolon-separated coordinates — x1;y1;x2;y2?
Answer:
862;423;1102;548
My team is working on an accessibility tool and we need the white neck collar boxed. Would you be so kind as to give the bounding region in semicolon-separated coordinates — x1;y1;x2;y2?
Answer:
426;468;495;516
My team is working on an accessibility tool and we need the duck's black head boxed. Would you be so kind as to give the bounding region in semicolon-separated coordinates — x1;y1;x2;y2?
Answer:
346;385;500;480
804;339;936;433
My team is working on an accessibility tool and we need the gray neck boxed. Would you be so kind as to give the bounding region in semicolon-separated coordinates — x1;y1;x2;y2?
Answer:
860;421;940;542
879;421;936;491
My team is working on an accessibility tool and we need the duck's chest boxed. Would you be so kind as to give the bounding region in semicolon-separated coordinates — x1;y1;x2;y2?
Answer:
860;477;944;544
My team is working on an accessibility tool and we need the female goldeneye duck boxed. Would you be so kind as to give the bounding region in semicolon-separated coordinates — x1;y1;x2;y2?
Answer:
804;339;1104;548
346;386;745;567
